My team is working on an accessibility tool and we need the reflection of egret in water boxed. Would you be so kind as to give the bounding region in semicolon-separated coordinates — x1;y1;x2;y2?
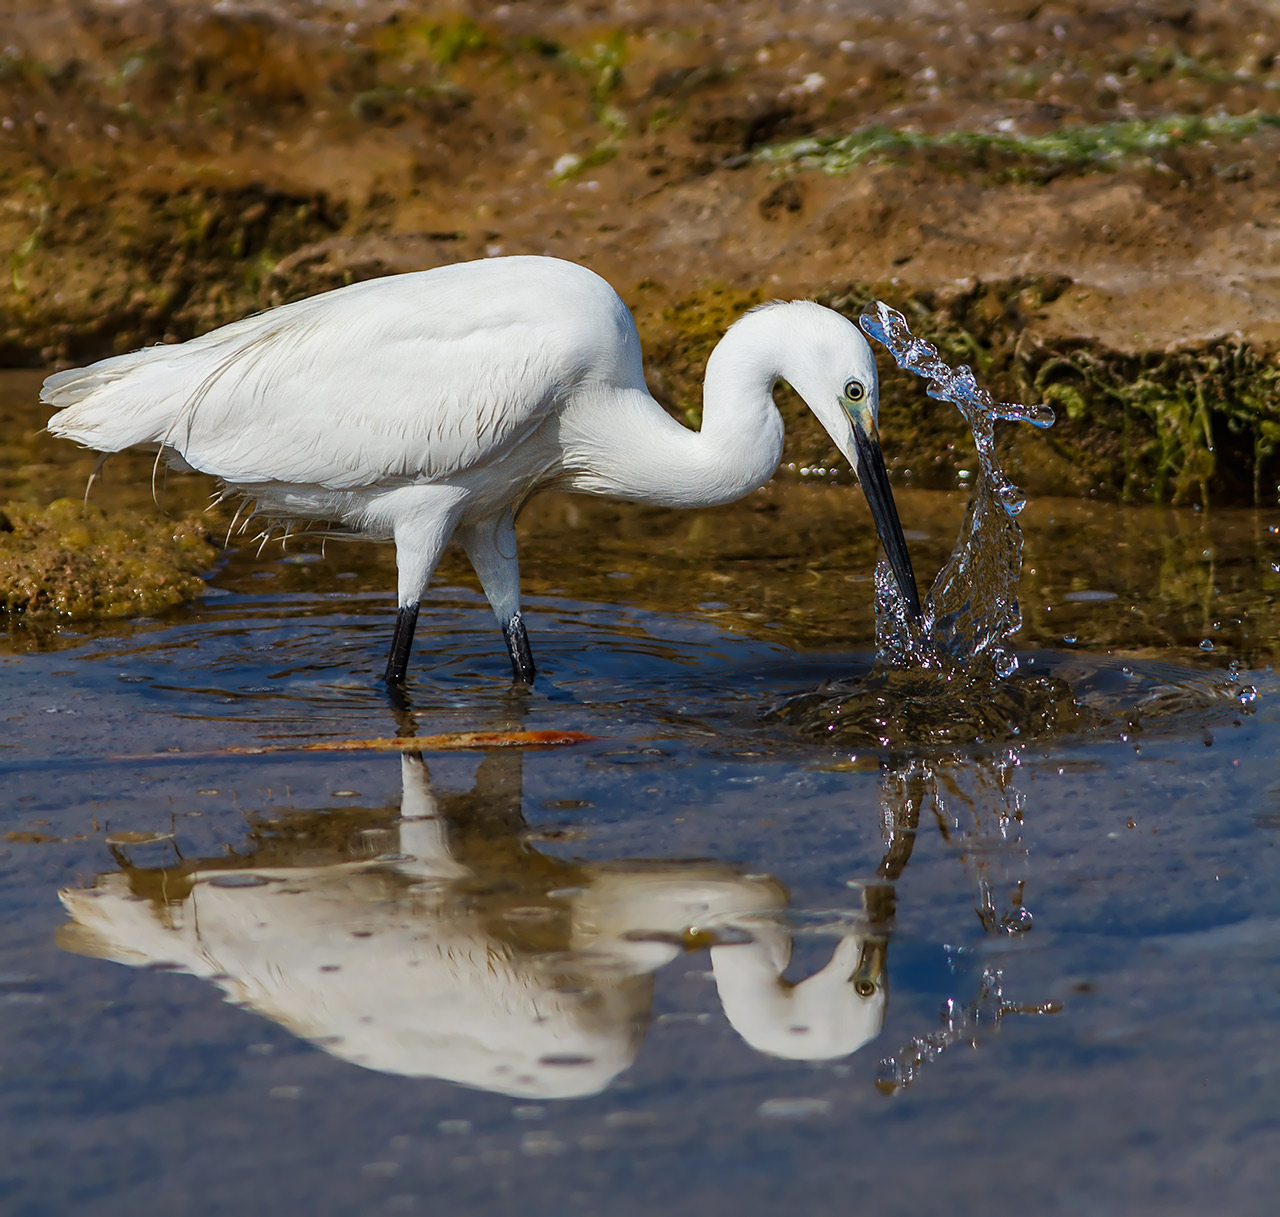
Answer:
874;748;1061;1094
58;749;893;1099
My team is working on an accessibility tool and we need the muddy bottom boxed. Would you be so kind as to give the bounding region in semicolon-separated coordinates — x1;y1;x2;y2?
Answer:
2;372;1279;1216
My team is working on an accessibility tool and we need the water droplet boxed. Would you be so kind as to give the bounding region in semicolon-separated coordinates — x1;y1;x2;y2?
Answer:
1004;907;1034;933
1199;639;1214;651
1238;685;1258;705
1062;635;1078;645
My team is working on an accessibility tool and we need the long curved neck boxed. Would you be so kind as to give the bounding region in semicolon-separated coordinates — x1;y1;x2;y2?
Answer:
564;307;793;508
691;311;792;502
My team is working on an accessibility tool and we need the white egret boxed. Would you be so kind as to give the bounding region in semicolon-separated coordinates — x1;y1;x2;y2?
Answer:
44;255;920;686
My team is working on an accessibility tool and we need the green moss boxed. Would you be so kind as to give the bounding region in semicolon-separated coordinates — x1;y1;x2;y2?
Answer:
813;279;1280;506
1033;343;1280;505
635;286;765;426
1126;44;1280;93
557;31;628;112
550;141;621;181
756;113;1280;178
370;14;490;68
0;499;217;618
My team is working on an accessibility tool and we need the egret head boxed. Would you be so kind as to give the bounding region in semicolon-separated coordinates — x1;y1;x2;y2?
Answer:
761;302;922;619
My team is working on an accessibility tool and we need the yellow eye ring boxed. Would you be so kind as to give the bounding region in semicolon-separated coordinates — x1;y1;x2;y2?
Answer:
844;378;866;402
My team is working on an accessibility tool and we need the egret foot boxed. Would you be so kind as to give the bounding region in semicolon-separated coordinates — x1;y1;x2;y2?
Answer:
385;602;420;686
503;611;536;685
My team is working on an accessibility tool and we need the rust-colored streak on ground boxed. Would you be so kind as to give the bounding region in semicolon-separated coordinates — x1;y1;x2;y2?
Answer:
111;730;600;761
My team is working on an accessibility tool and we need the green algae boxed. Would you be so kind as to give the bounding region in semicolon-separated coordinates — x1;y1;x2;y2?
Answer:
816;281;1280;507
0;498;216;618
370;14;491;69
0;178;343;363
756;113;1280;180
1034;341;1280;505
1126;44;1280;94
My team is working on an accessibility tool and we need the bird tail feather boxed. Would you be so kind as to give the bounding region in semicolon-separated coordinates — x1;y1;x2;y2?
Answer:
43;344;190;452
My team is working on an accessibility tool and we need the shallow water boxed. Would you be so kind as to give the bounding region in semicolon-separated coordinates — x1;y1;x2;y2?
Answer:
3;369;1280;1216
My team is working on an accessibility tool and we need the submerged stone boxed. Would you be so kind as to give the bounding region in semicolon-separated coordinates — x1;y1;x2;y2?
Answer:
0;498;216;619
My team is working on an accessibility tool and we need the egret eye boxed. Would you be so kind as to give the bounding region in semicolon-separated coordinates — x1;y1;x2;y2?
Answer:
844;378;867;402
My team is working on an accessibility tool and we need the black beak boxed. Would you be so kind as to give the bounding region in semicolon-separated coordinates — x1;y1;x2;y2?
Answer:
852;421;922;621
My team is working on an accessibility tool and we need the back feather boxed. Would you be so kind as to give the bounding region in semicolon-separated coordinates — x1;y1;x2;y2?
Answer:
43;258;642;492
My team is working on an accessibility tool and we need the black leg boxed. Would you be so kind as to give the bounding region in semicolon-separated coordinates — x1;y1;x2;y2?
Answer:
385;601;420;686
502;611;537;685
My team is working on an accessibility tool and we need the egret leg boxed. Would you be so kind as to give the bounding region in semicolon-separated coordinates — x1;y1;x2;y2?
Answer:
503;611;536;684
385;602;420;686
458;511;537;685
379;485;468;688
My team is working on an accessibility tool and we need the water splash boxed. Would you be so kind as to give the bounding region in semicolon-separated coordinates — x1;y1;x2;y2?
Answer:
771;304;1260;747
858;301;1054;676
768;303;1064;746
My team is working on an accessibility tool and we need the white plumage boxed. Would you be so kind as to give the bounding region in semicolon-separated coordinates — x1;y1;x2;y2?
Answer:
45;255;919;685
